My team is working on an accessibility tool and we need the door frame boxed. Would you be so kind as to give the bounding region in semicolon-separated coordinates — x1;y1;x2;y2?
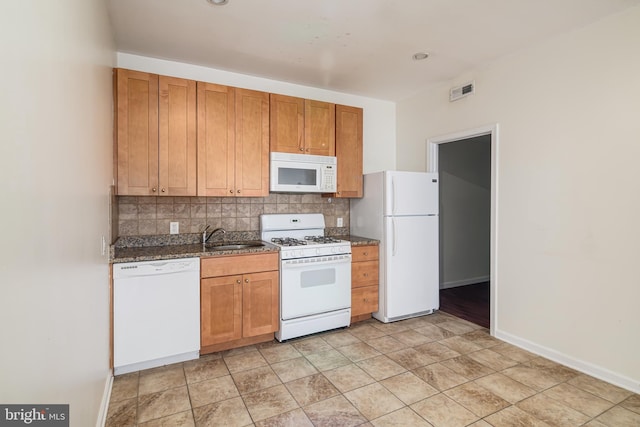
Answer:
426;123;499;335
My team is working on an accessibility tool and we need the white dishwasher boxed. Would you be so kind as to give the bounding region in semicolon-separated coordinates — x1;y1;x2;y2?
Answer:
113;257;200;375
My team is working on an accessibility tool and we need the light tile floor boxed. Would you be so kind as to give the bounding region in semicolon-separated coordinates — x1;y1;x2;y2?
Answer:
106;312;640;426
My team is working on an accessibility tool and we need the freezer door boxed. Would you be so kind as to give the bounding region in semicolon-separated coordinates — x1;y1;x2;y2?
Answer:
382;215;439;319
384;171;438;216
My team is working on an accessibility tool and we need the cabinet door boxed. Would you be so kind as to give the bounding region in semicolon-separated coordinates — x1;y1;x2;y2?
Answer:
201;275;242;346
305;100;335;156
270;94;304;153
235;89;270;197
197;82;236;196
351;286;379;317
242;271;279;337
351;245;378;262
352;260;379;288
115;69;159;196
159;76;196;196
335;105;363;197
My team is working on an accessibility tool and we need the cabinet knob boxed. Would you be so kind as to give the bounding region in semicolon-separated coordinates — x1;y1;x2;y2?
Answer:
305;148;310;152
364;273;368;277
229;189;234;194
245;278;249;283
236;279;241;284
299;147;304;151
237;190;241;194
363;252;368;256
161;188;165;193
152;188;157;193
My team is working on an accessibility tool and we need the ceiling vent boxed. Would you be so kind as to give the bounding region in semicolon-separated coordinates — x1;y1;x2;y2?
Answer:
449;81;475;102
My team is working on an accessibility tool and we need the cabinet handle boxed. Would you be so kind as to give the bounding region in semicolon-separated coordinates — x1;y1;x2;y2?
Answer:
152;188;157;193
236;279;241;284
245;278;249;283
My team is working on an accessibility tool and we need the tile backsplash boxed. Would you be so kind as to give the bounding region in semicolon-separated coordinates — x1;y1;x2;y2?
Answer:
116;194;350;239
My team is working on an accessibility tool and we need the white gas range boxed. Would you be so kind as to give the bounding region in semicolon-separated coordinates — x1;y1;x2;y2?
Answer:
260;213;352;341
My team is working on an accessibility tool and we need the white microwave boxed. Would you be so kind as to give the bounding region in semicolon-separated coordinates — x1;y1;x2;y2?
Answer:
270;152;337;193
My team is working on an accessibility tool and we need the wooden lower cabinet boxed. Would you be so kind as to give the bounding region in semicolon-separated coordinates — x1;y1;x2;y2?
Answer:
350;245;380;323
200;253;279;353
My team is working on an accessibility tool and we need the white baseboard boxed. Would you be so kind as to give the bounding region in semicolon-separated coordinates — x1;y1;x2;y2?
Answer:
96;372;113;427
494;328;640;394
440;275;490;290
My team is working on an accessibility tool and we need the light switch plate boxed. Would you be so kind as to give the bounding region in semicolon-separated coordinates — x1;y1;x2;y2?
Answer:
337;217;343;227
170;222;179;234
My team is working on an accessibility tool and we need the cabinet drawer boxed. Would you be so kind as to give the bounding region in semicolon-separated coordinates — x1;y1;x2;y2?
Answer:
201;253;278;278
351;245;378;262
351;261;378;288
351;286;378;317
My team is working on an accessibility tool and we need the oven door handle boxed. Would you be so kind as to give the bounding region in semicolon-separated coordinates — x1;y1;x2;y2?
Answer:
281;254;352;268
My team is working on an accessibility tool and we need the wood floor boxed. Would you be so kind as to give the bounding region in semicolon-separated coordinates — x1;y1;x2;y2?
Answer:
439;282;490;328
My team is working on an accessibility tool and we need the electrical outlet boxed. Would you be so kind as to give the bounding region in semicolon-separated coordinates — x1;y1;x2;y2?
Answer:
337;217;344;227
170;222;179;234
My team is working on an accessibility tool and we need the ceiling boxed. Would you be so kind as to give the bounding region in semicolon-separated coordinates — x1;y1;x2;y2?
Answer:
107;0;640;101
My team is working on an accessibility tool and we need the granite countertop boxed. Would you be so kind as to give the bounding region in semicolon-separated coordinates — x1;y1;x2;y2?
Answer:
112;241;280;263
342;235;379;246
110;233;379;263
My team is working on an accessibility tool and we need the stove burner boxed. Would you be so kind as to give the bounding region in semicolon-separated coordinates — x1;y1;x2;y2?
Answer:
270;237;308;246
304;235;342;244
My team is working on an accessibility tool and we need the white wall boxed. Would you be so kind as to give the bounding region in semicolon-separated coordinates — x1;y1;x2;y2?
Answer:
117;53;397;173
439;136;491;288
397;6;640;391
0;0;115;425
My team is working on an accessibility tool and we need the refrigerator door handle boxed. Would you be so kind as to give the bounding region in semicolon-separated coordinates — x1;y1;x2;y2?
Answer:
391;176;396;215
392;217;397;256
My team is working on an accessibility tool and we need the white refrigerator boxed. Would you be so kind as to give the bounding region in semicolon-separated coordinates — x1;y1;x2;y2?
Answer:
350;171;439;323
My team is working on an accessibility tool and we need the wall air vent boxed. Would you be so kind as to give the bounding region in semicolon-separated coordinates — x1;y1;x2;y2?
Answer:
449;81;475;102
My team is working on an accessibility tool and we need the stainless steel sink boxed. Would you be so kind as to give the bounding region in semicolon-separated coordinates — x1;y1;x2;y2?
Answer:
206;241;265;251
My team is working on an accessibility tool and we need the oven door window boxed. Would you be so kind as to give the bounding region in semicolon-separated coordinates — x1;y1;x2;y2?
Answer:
281;258;351;320
301;268;335;288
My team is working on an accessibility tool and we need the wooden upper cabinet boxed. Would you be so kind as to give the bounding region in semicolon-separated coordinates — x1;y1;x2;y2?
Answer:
235;89;270;197
114;69;196;196
305;99;335;156
334;104;363;198
198;85;270;197
270;94;335;156
197;82;235;196
115;69;159;196
159;76;197;196
270;94;304;153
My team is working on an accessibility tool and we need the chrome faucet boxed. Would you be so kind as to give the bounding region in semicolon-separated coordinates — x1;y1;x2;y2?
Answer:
204;227;226;243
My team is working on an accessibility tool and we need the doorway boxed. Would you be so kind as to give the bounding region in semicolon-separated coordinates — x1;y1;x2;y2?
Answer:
427;124;498;333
